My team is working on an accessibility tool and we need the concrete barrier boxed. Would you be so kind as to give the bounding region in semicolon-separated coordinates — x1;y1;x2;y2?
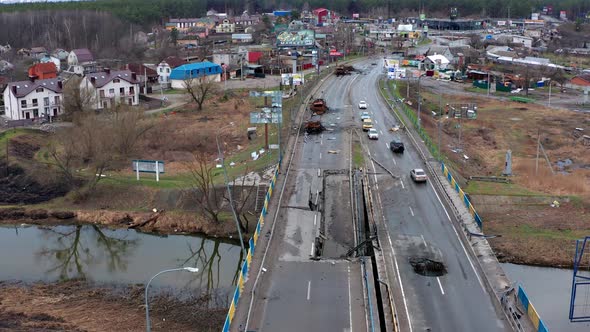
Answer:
441;162;483;229
518;285;549;332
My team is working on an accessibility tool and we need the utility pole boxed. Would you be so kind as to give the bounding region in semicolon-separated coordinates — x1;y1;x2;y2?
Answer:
535;129;540;176
417;76;422;129
487;71;490;97
548;80;552;107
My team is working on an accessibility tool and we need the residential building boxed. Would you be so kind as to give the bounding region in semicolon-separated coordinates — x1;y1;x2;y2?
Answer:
28;62;58;80
126;63;158;84
166;18;217;32
3;77;63;120
67;48;96;75
51;48;70;61
234;12;260;27
156;56;187;87
67;48;94;66
571;74;590;87
40;55;61;72
169;62;222;89
216;18;236;33
30;47;47;59
79;69;140;110
157;61;172;87
232;33;253;43
213;51;247;67
423;54;450;70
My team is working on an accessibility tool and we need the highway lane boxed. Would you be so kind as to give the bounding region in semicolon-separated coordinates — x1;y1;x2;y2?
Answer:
351;60;509;331
250;73;368;332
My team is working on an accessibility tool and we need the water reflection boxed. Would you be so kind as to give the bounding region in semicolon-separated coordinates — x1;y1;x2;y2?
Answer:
0;225;242;300
35;225;139;280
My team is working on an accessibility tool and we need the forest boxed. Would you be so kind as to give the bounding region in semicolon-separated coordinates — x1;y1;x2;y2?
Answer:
0;0;589;27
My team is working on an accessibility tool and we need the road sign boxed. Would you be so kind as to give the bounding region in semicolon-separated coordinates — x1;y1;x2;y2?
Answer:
132;160;165;173
132;160;164;182
250;112;283;124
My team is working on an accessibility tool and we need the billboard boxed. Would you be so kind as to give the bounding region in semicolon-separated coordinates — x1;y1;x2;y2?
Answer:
132;160;165;173
276;29;315;47
250;111;283;124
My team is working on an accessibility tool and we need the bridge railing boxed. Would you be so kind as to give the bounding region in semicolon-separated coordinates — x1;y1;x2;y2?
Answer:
222;163;280;332
518;285;549;332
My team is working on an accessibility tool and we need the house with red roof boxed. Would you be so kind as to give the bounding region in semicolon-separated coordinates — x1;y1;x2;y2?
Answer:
28;62;58;80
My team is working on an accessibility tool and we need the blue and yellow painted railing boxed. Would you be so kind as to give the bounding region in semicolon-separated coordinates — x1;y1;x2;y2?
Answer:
441;162;483;229
518;285;549;332
222;164;280;332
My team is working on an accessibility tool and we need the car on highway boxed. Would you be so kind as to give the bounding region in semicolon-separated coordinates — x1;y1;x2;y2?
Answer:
360;111;370;121
358;100;368;109
362;118;373;131
410;168;428;183
389;136;404;153
367;128;379;140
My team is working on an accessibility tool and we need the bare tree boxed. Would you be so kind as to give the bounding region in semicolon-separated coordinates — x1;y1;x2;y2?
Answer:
184;76;218;111
62;76;94;121
186;152;224;223
226;169;258;233
107;104;154;158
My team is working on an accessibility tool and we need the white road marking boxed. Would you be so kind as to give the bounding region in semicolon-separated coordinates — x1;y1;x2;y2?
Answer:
389;236;413;332
400;179;405;189
307;280;311;300
319;152;322;159
314;213;317;226
437;277;445;295
409;207;415;217
420;234;427;246
427;181;486;292
370;160;378;182
315;190;319;206
385;143;389;149
374;120;379;124
348;265;353;332
311;242;315;256
380;130;384;135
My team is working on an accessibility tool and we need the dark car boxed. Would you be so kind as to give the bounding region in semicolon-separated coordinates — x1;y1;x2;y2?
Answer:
390;136;404;153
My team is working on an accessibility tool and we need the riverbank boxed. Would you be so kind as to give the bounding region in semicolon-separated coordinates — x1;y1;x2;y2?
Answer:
0;207;245;239
0;280;225;331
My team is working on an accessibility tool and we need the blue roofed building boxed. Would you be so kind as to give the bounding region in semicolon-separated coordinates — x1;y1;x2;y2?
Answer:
169;61;223;89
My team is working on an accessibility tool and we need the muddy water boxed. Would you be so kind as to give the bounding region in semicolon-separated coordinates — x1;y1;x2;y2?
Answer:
502;263;590;332
0;225;242;295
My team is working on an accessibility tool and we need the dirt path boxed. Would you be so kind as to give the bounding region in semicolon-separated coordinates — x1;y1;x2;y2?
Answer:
0;280;225;332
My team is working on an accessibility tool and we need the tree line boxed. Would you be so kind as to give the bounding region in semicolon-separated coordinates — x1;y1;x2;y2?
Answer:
1;0;590;24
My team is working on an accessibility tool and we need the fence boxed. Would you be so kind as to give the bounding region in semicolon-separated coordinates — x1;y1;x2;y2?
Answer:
518;285;549;332
222;164;280;332
441;162;483;229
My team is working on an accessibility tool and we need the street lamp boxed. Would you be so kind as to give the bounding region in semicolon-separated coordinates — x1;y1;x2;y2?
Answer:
145;267;199;332
216;123;247;259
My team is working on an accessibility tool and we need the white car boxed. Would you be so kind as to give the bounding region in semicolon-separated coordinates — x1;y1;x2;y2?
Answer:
410;168;428;183
367;128;379;140
360;111;371;121
358;100;368;109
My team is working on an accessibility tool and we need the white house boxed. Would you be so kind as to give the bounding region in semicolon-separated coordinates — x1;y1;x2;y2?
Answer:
216;18;236;33
2;77;63;120
157;61;172;87
66;48;96;75
79;69;140;110
424;54;450;70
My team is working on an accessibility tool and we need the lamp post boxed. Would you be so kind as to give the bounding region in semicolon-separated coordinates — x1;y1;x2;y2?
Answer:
417;75;422;129
145;267;199;332
216;123;246;259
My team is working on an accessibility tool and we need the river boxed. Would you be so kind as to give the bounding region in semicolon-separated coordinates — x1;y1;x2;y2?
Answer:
0;224;242;305
502;263;590;332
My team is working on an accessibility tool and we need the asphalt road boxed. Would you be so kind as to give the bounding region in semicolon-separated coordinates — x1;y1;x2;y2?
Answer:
352;60;509;331
247;73;369;332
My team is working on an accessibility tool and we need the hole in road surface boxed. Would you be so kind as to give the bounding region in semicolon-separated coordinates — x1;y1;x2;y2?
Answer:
409;257;447;277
